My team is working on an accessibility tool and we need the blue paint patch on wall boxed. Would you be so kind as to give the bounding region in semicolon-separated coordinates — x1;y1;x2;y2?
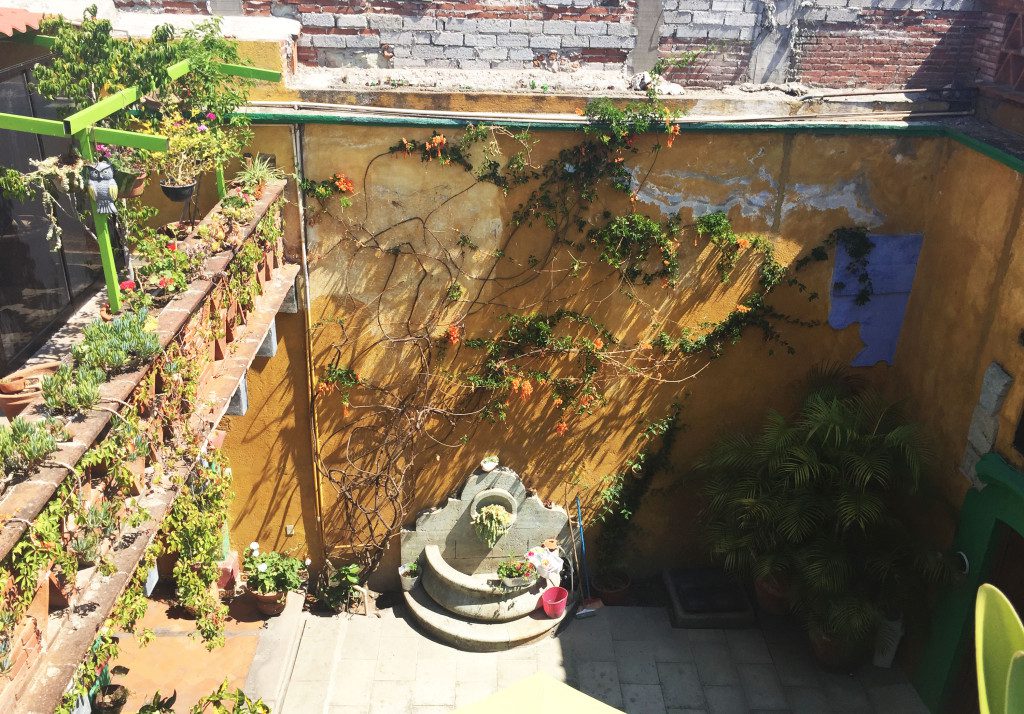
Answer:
829;233;923;367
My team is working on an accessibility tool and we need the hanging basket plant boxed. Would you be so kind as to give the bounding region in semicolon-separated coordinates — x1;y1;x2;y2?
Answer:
471;504;513;548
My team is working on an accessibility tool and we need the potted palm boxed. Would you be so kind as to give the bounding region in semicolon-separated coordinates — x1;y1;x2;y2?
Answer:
243;544;303;616
696;367;959;670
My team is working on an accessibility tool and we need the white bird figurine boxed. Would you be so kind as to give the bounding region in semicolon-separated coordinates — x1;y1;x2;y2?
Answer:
87;160;118;214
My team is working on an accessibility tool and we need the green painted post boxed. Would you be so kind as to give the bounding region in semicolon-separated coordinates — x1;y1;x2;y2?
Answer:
215;165;227;199
76;130;122;314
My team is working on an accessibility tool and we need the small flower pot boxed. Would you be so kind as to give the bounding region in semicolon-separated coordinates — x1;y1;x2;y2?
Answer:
398;565;419;592
501;575;536;589
0;360;60;419
93;684;129;714
480;456;499;472
115;169;147;198
160;181;197;203
251;590;287;616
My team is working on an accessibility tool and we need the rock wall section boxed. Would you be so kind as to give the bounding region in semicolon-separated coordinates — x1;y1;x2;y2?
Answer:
111;0;1017;89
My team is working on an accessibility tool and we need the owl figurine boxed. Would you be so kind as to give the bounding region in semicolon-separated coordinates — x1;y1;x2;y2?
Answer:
87;160;118;215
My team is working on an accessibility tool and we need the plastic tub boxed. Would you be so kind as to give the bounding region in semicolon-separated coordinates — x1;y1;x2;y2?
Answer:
541;586;569;618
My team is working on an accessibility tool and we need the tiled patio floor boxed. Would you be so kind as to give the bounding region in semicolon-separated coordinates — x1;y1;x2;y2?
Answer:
278;604;929;714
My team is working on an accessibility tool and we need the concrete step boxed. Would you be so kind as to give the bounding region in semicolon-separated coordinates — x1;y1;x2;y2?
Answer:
421;544;546;622
403;582;566;652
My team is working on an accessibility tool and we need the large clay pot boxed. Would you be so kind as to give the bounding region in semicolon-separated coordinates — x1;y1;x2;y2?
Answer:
115;170;147;198
251;590;286;616
0;361;61;418
808;628;873;673
754;575;790;615
593;569;631;606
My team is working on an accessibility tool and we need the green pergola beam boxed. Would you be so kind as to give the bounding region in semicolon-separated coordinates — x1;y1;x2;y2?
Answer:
63;87;140;135
215;62;281;82
92;127;168;152
166;59;190;80
20;33;54;49
0;112;67;137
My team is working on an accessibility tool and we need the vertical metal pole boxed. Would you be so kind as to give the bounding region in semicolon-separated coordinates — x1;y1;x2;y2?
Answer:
75;129;122;314
215;164;227;199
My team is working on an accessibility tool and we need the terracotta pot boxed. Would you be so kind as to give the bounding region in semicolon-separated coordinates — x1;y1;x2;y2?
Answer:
48;570;74;611
115;169;147;198
99;302;115;322
592;569;631;606
754;575;790;615
251;590;287;616
808;629;873;673
0;361;60;418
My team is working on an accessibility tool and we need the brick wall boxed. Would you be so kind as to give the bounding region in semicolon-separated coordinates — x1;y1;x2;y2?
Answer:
111;0;1018;91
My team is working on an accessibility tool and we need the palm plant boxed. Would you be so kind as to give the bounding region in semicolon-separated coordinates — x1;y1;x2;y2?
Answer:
697;367;954;665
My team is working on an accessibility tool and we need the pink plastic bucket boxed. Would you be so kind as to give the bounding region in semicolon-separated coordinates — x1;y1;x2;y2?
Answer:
541;586;569;618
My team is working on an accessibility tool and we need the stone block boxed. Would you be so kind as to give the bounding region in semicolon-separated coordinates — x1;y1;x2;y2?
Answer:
412;45;445;59
345;34;381;48
967;404;999;453
477;47;510;60
458;59;492;69
508;48;536;61
445;18;479;32
590;34;632;48
530;34;562;49
979;362;1014;415
444;46;475;59
561;35;590;48
477;19;511;33
404;16;440;31
826;7;860;22
607;21;636;36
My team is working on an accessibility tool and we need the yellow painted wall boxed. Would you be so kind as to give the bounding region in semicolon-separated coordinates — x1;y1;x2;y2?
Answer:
218;122;1024;595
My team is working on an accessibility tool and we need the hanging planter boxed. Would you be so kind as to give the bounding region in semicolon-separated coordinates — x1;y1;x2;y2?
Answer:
160;181;197;203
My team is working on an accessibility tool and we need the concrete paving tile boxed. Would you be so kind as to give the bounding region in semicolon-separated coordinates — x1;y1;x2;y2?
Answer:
455;654;498;685
650;631;694;663
280;681;327;714
455;679;498;709
578;659;624;709
703;685;749;714
622;683;668;714
606;607;674;640
768;641;818;688
413;675;456;707
686;629;728;645
341;623;382;660
328;707;370;714
658;662;705;709
374;651;418;681
411;707;453;714
369;678;415;714
785;686;828;713
854;664;910;689
619;654;662;685
379;636;420;660
497;657;539;688
694;643;740;686
737;663;787;710
329;659;376;706
818;672;871;712
666;709;708;714
865;683;929;714
381;613;419;638
727;630;773;664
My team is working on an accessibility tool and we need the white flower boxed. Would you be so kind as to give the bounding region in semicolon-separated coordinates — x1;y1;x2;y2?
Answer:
224;467;233;477
249;541;259;551
305;558;312;566
257;563;268;573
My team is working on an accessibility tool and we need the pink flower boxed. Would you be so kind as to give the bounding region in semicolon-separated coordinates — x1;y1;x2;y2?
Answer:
206;112;216;121
166;241;177;252
119;280;136;291
197;124;208;133
158;277;172;288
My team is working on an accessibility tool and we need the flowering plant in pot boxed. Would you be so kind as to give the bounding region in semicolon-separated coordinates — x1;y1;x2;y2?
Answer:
153;107;221;202
243;543;304;616
496;558;536;589
480;455;499;472
398;561;420;591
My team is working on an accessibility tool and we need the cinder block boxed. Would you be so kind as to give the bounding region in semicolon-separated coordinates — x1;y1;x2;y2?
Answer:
335;14;367;29
310;34;348;48
301;12;334;27
367;13;402;31
433;31;464;46
403;16;440;31
510;19;544;33
477;19;511;33
412;45;445;59
607;22;637;36
590;34;632;48
464;33;497;47
477;47;510;60
445;18;479;32
458;59;492;69
227;378;248;416
345;35;381;48
544;20;576;34
444;46;475;59
530;35;562;49
561;35;590;48
508;48;536;61
496;34;530;47
575;21;608;35
979;362;1014;415
256;319;277;358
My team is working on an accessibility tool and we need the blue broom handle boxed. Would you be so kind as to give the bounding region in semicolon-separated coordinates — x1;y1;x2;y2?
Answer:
576;496;591;601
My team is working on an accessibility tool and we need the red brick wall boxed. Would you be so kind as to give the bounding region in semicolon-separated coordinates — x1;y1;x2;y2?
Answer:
795;9;986;89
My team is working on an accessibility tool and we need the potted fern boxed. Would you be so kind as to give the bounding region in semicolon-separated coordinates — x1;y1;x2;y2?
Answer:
697;367;958;670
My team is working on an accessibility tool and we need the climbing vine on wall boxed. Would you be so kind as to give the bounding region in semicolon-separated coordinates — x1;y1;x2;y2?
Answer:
307;95;828;576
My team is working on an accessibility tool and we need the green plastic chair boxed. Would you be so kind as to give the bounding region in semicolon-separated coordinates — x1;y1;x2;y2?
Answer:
975;583;1024;714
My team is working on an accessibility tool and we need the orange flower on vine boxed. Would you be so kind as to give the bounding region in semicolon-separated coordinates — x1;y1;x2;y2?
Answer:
593;338;604;350
446;323;462;344
316;381;337;397
736;304;751;313
518;379;534;401
426;133;447;160
666;124;680;148
553;397;564;407
737;237;752;250
554;421;569;437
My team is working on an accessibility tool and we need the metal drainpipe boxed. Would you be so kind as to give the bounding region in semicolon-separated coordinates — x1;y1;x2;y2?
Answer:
290;121;327;563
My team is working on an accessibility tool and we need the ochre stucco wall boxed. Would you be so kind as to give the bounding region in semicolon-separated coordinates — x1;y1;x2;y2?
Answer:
218;122;1024;594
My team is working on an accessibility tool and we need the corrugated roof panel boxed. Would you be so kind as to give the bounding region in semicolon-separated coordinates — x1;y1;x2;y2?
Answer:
0;8;43;38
